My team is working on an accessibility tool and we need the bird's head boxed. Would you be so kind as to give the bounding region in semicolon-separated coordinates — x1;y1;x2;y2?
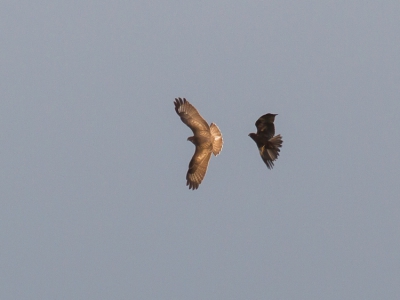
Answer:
248;133;257;141
187;136;195;144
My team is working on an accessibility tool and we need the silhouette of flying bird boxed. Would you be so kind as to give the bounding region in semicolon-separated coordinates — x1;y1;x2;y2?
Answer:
174;98;223;190
249;113;283;169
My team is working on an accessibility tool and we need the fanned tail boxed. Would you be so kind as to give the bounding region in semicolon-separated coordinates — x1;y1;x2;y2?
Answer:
209;123;223;156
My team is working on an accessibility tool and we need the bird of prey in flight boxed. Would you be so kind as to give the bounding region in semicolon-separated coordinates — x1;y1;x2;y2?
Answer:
249;113;283;169
174;98;223;190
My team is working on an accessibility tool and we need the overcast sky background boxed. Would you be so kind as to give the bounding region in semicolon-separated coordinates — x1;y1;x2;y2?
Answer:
1;1;399;299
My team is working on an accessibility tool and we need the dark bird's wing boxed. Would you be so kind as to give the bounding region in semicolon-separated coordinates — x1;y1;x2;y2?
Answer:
255;114;276;139
186;148;212;190
174;98;209;134
258;134;283;169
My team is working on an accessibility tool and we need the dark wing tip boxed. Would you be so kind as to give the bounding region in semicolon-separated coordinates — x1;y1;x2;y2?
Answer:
174;97;189;114
260;150;275;169
263;159;274;170
186;181;199;190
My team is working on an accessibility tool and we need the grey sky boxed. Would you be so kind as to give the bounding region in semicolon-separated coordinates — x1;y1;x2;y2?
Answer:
1;1;399;299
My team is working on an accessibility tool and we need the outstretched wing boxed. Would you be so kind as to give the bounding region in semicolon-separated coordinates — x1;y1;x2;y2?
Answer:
255;114;276;140
186;148;212;190
174;98;209;135
259;135;283;169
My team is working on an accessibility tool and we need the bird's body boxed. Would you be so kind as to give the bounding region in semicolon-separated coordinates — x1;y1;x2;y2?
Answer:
174;98;223;190
249;113;283;169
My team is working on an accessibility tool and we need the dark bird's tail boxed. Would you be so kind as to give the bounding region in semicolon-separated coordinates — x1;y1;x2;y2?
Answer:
261;134;283;169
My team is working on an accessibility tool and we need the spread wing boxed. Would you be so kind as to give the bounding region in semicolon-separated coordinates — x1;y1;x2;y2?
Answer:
186;148;212;190
255;114;276;139
259;135;283;169
174;98;209;135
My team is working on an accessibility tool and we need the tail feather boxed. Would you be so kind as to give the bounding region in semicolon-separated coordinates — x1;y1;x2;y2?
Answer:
210;123;223;156
268;135;283;160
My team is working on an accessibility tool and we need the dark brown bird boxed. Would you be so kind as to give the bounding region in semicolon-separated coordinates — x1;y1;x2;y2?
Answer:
249;113;283;169
174;98;223;190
